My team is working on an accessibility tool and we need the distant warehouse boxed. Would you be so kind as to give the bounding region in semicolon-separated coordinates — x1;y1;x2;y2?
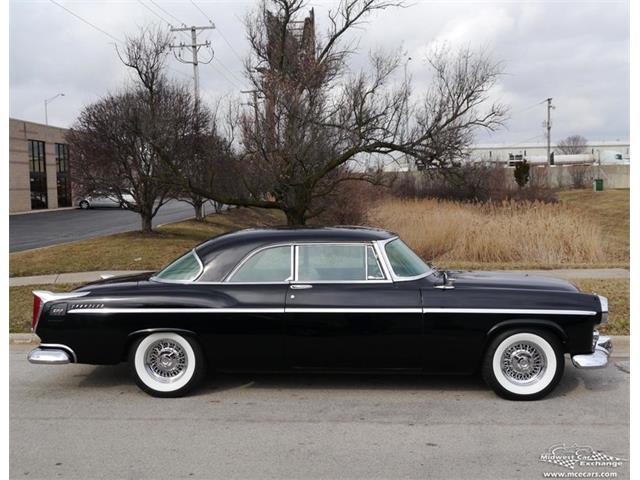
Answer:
9;118;72;213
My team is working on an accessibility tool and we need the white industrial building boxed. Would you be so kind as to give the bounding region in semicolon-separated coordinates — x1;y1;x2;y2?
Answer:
468;140;630;166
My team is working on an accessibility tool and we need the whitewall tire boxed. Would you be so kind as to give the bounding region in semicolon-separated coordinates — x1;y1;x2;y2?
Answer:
129;332;206;397
482;329;564;400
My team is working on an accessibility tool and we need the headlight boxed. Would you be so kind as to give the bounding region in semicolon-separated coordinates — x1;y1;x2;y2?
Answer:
598;295;608;325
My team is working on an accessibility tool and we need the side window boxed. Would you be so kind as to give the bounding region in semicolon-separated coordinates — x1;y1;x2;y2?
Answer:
228;246;292;282
366;246;385;280
298;244;366;281
155;251;202;281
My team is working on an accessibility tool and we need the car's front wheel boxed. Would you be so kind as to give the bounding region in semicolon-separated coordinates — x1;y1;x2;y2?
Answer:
79;200;90;209
129;332;206;397
482;329;564;400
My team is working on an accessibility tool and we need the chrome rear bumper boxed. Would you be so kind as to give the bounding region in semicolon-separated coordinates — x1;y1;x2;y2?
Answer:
27;345;76;365
571;334;612;369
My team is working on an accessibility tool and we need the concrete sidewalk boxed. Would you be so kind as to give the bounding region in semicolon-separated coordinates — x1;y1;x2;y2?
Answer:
8;267;629;287
9;270;149;287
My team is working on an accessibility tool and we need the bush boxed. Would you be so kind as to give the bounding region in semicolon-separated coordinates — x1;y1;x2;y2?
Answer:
391;162;556;203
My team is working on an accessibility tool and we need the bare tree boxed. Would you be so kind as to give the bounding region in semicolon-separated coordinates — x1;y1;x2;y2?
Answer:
557;135;588;155
162;0;505;225
68;27;204;232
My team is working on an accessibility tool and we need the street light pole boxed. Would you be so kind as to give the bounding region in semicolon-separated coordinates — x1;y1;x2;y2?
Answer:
44;93;65;126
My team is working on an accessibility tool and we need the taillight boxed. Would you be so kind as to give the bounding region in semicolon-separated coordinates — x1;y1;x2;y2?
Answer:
32;294;42;331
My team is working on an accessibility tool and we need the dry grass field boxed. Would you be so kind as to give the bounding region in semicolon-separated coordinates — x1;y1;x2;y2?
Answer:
371;198;608;268
10;189;628;277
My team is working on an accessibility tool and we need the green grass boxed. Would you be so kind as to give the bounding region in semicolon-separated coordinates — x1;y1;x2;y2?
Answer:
10;207;285;277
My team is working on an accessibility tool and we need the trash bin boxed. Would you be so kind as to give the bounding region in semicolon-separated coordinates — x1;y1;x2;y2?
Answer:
593;178;604;191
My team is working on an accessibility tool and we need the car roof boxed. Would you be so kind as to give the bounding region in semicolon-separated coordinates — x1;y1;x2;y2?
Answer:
194;226;397;281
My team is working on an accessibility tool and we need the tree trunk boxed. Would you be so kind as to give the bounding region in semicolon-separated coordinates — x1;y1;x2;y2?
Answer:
140;212;153;233
285;209;306;226
194;201;205;222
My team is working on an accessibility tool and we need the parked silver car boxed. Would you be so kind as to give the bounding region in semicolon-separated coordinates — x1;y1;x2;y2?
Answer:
77;191;136;209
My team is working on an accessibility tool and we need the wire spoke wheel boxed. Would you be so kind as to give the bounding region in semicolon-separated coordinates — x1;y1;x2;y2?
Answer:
500;341;546;385
144;339;188;383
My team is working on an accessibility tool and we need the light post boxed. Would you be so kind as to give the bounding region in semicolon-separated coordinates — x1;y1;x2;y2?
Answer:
44;93;65;126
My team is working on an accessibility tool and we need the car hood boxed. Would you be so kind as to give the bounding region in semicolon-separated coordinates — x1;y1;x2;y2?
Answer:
446;270;579;293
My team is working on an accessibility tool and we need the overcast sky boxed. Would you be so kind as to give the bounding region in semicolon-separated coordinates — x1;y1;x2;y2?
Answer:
9;0;629;145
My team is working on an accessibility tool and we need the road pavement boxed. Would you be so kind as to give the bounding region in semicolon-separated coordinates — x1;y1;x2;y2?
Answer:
10;344;629;479
9;200;217;252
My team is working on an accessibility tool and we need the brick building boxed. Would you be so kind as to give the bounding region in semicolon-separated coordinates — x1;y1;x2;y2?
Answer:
9;118;72;213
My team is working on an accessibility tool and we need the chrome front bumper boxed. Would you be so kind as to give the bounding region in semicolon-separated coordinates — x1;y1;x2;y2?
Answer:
571;334;612;369
27;345;75;365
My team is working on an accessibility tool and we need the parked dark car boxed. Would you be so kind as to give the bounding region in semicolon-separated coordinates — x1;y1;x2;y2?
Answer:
28;227;611;399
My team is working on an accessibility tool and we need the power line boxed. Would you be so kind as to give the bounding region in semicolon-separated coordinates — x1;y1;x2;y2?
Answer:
136;0;173;27
149;0;186;26
214;57;245;86
207;62;242;90
48;0;123;43
189;0;246;68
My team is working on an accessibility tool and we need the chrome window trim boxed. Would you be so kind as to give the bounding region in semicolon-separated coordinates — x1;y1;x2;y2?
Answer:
293;242;392;284
225;244;294;283
150;249;204;283
151;241;396;285
376;237;435;282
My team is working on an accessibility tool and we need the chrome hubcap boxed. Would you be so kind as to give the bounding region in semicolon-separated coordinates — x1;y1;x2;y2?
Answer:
144;339;188;383
500;341;546;385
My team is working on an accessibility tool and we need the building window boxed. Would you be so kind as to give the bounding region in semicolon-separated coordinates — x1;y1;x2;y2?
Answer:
55;143;71;207
28;140;48;209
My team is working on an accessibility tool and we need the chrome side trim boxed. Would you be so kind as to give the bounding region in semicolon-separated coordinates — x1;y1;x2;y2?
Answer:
38;343;78;363
287;308;423;313
69;307;596;316
69;308;285;314
423;308;596;316
28;348;71;365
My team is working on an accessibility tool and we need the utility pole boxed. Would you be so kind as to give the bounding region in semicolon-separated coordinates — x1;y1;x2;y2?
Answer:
545;97;554;165
241;89;261;133
169;25;215;106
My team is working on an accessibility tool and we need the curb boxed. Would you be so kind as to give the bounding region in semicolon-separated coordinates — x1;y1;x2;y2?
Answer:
9;333;631;355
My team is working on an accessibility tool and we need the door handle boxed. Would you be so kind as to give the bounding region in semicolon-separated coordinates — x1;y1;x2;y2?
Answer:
290;284;313;289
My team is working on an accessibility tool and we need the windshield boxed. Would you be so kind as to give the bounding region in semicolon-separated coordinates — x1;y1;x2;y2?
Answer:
155;250;203;281
384;239;431;278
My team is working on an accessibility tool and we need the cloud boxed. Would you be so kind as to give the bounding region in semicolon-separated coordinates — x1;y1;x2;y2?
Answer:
9;0;629;144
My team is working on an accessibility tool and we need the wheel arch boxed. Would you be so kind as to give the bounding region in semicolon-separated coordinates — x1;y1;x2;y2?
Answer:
486;319;568;349
122;328;198;361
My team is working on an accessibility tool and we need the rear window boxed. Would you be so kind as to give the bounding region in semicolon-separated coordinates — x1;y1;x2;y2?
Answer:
155;251;202;281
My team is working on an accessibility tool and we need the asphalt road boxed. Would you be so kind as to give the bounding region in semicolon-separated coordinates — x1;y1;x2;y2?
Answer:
10;344;629;480
9;200;215;252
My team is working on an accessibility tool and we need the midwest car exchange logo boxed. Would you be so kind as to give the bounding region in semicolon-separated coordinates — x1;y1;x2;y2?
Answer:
539;443;626;470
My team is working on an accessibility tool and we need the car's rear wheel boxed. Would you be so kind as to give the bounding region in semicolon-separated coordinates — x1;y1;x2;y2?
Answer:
482;329;564;400
129;332;205;398
79;200;90;209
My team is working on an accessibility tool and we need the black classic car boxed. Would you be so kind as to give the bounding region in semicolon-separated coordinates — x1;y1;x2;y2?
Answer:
28;227;612;399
